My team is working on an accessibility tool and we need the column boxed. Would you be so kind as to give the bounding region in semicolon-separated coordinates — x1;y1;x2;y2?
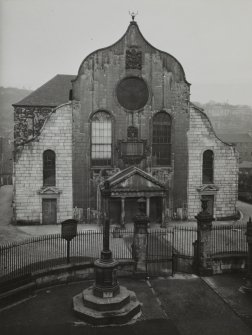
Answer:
146;197;150;217
132;198;149;278
93;180;119;298
120;197;125;228
194;199;213;276
161;196;167;228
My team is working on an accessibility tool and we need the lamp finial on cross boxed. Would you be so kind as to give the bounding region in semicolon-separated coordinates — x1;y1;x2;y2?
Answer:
129;11;138;21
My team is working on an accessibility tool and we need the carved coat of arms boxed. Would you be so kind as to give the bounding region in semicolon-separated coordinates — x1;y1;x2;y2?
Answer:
126;48;142;70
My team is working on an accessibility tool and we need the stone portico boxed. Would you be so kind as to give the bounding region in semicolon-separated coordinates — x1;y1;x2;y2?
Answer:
100;167;168;227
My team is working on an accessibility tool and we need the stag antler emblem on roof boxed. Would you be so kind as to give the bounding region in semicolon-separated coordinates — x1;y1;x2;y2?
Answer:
129;11;138;21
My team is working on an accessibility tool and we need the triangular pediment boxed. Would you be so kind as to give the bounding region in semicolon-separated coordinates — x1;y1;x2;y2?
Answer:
197;184;219;193
38;186;62;195
114;174;163;191
102;167;166;192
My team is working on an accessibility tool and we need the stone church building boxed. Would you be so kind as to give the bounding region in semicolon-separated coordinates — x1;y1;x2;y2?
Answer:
13;20;238;225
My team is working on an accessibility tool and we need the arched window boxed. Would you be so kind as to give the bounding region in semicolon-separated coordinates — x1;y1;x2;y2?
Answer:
202;150;214;184
91;111;112;166
43;150;56;186
152;111;171;166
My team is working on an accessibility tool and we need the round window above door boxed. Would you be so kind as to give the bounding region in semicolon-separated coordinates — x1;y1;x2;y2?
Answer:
116;77;149;111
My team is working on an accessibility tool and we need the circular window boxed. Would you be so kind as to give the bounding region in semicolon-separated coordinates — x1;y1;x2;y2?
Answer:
117;77;149;111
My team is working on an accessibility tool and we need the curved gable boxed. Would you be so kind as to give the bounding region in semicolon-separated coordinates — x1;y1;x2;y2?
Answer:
74;21;189;86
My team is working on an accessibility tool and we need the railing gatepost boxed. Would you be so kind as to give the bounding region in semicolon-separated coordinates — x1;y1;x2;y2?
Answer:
132;198;149;278
242;217;252;293
194;199;213;276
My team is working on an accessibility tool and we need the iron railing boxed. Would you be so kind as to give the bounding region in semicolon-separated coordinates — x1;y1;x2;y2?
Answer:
146;227;197;276
147;227;196;260
0;225;248;285
209;224;247;256
0;229;134;284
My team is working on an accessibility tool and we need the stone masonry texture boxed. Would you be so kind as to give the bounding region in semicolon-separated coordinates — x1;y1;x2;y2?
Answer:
14;104;73;224
13;21;238;223
187;105;238;219
72;22;190;217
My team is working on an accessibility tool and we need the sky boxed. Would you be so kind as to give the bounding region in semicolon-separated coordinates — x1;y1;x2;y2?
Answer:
0;0;252;106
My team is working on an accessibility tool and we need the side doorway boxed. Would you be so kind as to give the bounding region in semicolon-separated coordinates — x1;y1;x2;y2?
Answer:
42;199;57;224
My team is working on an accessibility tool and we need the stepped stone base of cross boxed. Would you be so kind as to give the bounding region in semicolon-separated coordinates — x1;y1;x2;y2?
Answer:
73;214;141;325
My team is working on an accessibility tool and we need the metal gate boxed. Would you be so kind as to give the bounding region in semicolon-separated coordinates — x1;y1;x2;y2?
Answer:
146;227;197;276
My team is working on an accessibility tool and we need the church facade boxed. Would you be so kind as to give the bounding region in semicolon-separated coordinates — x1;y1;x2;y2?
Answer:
13;20;238;225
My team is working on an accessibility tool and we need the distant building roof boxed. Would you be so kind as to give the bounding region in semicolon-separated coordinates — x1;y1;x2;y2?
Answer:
13;74;75;107
218;133;252;143
239;161;252;169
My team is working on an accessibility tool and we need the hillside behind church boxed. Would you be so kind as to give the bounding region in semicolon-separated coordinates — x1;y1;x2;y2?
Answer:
0;87;252;138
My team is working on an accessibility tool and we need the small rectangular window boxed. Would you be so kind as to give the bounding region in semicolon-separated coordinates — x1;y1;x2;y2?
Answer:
43;150;56;186
203;150;214;184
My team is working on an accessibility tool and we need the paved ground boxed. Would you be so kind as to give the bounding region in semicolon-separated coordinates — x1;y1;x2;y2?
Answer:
1;187;252;334
0;186;103;245
202;274;252;331
0;186;30;244
0;274;252;335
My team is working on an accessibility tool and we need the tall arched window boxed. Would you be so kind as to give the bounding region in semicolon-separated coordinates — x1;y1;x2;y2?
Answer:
202;150;214;184
43;150;56;186
91;111;112;167
152;111;171;166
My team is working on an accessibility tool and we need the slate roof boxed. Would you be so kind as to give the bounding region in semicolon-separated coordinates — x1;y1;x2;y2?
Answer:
13;74;75;107
218;133;252;143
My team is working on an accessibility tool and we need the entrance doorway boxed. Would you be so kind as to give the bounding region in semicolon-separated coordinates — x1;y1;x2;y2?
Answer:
109;198;121;225
42;199;57;224
125;198;139;223
149;197;162;223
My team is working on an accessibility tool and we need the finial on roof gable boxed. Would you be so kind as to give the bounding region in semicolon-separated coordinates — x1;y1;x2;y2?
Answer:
129;10;138;22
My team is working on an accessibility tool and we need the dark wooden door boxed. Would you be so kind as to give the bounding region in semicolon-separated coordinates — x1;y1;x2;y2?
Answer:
125;198;139;223
109;198;121;225
42;199;57;224
150;197;162;223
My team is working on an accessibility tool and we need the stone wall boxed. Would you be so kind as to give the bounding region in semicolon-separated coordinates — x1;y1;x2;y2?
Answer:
12;22;239;222
211;254;246;274
187;105;238;219
14;103;73;224
14;106;53;146
72;22;190;217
